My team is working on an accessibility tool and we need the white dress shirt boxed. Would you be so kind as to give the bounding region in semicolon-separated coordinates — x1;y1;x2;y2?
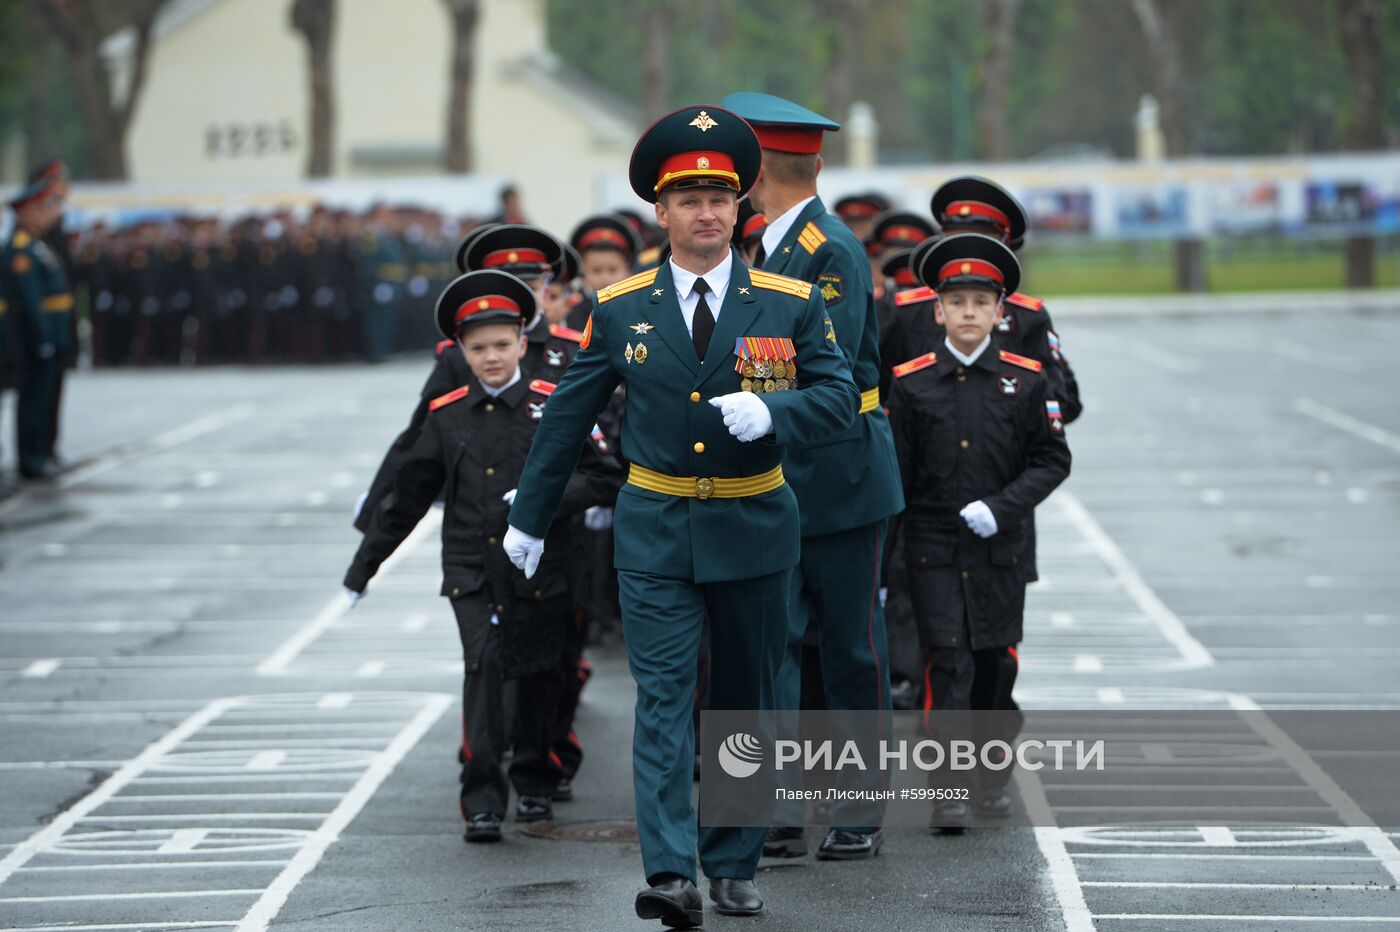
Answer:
944;334;991;366
759;195;817;265
669;251;733;337
481;367;522;398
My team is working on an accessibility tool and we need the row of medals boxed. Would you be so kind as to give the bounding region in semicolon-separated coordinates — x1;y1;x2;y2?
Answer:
740;358;796;394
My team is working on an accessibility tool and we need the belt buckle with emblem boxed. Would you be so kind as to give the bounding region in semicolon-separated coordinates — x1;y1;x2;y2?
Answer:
695;477;715;500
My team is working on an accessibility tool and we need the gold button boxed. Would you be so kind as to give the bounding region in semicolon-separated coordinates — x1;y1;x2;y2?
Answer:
485;467;495;476
961;570;969;579
485;403;494;412
534;589;542;597
496;603;505;612
488;536;498;545
957;375;966;382
960;439;969;449
451;587;461;597
694;442;705;454
690;391;701;403
956;366;965;374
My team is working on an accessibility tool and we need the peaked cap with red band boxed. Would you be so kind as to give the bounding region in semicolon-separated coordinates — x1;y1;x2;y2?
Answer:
879;247;920;288
931;175;1027;244
461;224;562;278
452;223;500;273
867;209;939;256
721;91;840;154
834;191;891;221
435;269;538;339
629;105;761;204
915;232;1021;297
570;213;641;258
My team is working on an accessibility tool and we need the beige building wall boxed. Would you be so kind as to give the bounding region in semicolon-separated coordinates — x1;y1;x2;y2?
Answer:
103;0;637;234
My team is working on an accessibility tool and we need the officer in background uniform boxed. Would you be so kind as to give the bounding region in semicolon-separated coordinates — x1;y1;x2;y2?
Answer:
504;105;858;926
2;177;73;480
832;192;890;246
888;234;1070;831
723;91;903;861
344;269;622;841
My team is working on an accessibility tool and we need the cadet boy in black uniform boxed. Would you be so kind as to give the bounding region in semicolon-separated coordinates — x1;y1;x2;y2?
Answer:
343;269;622;842
888;234;1071;831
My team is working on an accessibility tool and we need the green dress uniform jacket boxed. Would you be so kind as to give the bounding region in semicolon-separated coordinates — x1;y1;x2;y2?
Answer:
760;197;903;537
508;252;859;584
1;227;74;359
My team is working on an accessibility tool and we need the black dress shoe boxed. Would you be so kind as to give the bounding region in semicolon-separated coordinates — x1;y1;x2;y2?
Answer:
709;877;762;916
464;812;502;843
930;800;972;835
515;795;552;822
635;875;703;928
762;825;806;858
976;788;1013;818
551;778;573;802
816;827;883;860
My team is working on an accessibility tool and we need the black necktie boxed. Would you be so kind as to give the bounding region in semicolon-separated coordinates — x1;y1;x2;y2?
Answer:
692;277;715;360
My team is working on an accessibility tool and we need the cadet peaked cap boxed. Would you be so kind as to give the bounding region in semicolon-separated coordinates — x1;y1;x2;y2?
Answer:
453;223;500;273
834;191;892;221
7;178;58;209
879;247;920;288
867;210;938;255
555;242;582;283
721;91;839;154
916;232;1021;296
436;269;537;338
931;175;1027;243
629;105;762;203
570;213;640;257
461;224;562;277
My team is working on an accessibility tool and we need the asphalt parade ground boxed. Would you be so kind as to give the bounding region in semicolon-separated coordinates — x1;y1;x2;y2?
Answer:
2;295;1399;931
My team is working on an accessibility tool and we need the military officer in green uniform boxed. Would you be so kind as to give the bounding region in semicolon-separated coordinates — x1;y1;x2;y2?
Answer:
504;105;858;927
723;92;904;860
2;178;73;480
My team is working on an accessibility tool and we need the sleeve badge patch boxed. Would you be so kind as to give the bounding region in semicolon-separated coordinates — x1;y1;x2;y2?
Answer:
580;313;594;350
818;273;843;303
1046;399;1064;432
823;315;837;347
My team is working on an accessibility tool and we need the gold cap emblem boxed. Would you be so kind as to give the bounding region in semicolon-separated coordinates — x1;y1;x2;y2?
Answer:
959;205;971;216
478;298;490;310
960;262;972;274
696;156;710;169
689;111;718;132
507;250;519;263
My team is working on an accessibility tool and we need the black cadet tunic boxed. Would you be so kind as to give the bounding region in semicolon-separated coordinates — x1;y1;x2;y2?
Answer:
889;347;1070;650
345;374;622;676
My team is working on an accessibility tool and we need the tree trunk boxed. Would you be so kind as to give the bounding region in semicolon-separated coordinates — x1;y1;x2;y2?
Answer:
32;0;169;180
640;0;673;121
291;0;336;178
442;0;479;173
976;0;1019;161
1338;0;1383;287
1130;0;1188;156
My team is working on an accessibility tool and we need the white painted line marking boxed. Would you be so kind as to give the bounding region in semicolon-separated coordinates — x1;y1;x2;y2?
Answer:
1055;491;1215;669
356;661;386;678
1200;488;1225;505
234;693;451;932
20;658;60;678
1347;487;1370;504
255;510;441;675
1081;881;1392;890
1071;853;1377;861
0;698;233;884
244;751;287;771
0;890;261;903
0;924;236;931
157;828;210;854
1297;398;1400;455
1072;655;1103;673
304;490;328;507
401;613;429;632
161;493;184;509
1013;768;1094;932
317;693;352;710
1050;611;1075;628
1096;688;1126;704
1198;825;1236;847
195;470;220;488
1090;916;1400;924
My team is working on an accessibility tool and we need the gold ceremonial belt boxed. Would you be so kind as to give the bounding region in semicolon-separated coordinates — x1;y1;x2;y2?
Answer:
858;388;880;415
41;294;74;312
628;463;784;501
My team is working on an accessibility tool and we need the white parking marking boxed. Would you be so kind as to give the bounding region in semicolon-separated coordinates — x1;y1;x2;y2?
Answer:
20;658;60;678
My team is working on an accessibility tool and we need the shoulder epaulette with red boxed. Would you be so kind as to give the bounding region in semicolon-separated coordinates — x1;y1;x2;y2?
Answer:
1007;292;1044;312
528;379;557;396
549;324;585;344
435;339;453;356
999;350;1043;372
428;386;470;410
893;352;938;378
895;286;936;307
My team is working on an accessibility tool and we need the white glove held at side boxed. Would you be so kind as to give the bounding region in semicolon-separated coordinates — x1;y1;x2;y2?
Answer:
708;393;773;443
960;500;998;539
503;524;544;578
343;586;363;609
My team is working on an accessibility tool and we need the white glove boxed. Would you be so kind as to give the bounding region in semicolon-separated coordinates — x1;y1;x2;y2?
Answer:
343;586;363;609
352;491;368;522
504;524;544;579
879;587;889;608
960;500;998;539
709;393;773;443
501;488;517;507
584;506;613;530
